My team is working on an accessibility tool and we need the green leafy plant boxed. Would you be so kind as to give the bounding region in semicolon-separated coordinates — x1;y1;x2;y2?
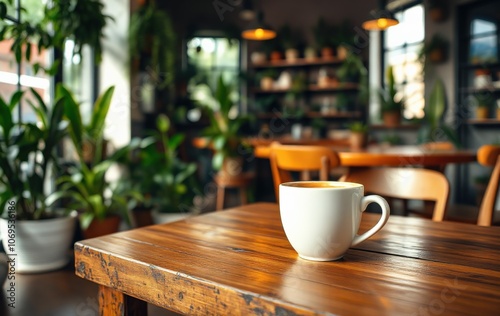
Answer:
197;75;252;170
46;87;144;229
0;89;67;220
348;121;368;133
129;0;176;89
417;78;460;147
379;65;404;114
418;33;449;65
474;92;494;109
0;0;111;72
313;17;335;50
119;115;200;214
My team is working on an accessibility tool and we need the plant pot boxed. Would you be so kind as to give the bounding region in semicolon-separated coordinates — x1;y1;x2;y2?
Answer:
152;211;191;224
429;49;445;63
285;48;299;62
304;47;316;61
321;47;334;59
251;51;266;64
270;51;282;62
82;139;108;164
131;207;154;228
476;107;489;119
337;45;348;60
350;132;367;150
260;77;274;90
82;215;121;239
0;212;77;273
383;111;401;127
496;108;500;120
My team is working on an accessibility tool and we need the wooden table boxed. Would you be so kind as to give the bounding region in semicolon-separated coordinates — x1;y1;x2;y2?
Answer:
250;140;476;167
75;203;500;315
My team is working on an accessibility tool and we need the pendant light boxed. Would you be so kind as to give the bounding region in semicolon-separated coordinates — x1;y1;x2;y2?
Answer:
241;11;276;40
362;0;399;31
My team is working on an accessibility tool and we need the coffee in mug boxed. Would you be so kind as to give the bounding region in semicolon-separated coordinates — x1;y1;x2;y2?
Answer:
280;181;390;261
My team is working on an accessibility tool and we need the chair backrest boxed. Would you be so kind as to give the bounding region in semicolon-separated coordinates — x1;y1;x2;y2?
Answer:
477;145;500;226
340;167;450;221
269;143;341;202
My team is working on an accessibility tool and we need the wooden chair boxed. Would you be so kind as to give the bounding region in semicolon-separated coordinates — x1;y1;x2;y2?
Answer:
445;145;500;226
269;143;341;202
340;167;450;222
476;145;500;226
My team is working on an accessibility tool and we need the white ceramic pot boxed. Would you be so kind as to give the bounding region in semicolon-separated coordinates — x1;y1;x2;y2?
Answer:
0;212;77;273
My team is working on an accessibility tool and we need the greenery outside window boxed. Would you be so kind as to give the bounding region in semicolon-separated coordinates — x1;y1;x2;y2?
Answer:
186;36;241;111
383;3;425;120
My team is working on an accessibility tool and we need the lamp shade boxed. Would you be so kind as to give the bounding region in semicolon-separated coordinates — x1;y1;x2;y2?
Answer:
241;12;276;40
362;9;399;31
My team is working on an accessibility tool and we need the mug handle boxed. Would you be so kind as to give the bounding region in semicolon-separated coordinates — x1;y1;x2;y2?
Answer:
351;195;390;247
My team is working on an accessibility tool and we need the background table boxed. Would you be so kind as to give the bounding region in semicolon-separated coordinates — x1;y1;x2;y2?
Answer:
75;203;500;315
250;140;476;167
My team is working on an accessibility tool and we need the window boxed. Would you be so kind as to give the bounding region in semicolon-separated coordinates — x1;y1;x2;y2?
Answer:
0;0;51;123
186;36;241;112
469;18;498;64
384;3;425;119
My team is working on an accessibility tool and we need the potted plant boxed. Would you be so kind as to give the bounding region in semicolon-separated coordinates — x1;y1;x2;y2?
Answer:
120;115;200;225
348;121;369;149
51;86;143;238
259;69;278;91
313;17;335;59
197;75;252;175
333;20;354;61
379;65;404;127
0;89;77;273
278;25;302;62
417;78;460;147
418;33;449;64
129;0;176;89
474;92;493;119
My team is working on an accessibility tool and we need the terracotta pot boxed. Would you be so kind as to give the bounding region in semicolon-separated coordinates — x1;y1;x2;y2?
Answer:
429;49;445;63
476;107;489;119
270;51;283;62
383;111;401;127
82;215;121;239
496;108;500;120
321;47;334;60
350;132;367;150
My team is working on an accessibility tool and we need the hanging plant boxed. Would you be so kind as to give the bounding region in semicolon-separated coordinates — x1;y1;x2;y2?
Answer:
129;0;176;90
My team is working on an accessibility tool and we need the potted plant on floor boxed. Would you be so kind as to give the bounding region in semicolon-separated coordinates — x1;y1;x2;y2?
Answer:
379;65;404;127
197;75;252;175
119;115;201;225
0;89;77;273
51;86;143;238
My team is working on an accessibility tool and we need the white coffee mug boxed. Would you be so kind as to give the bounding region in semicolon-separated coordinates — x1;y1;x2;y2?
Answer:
279;181;390;261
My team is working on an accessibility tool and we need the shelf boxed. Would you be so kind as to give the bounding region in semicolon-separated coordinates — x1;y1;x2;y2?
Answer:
252;83;358;94
467;118;500;126
460;86;500;93
459;62;500;70
369;124;421;130
251;57;344;69
256;111;362;120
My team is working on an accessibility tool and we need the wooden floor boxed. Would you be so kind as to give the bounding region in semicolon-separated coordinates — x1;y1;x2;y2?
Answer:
1;257;180;316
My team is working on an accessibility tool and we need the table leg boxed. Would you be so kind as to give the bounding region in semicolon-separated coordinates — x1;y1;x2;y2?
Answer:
99;285;147;316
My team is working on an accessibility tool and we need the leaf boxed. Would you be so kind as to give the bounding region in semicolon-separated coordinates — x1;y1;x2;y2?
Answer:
0;3;7;19
0;96;13;138
167;133;184;150
59;85;83;151
9;90;24;111
426;78;446;129
80;212;95;231
89;86;115;139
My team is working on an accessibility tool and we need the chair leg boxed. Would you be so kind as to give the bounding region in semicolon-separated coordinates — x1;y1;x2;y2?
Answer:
216;186;225;210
